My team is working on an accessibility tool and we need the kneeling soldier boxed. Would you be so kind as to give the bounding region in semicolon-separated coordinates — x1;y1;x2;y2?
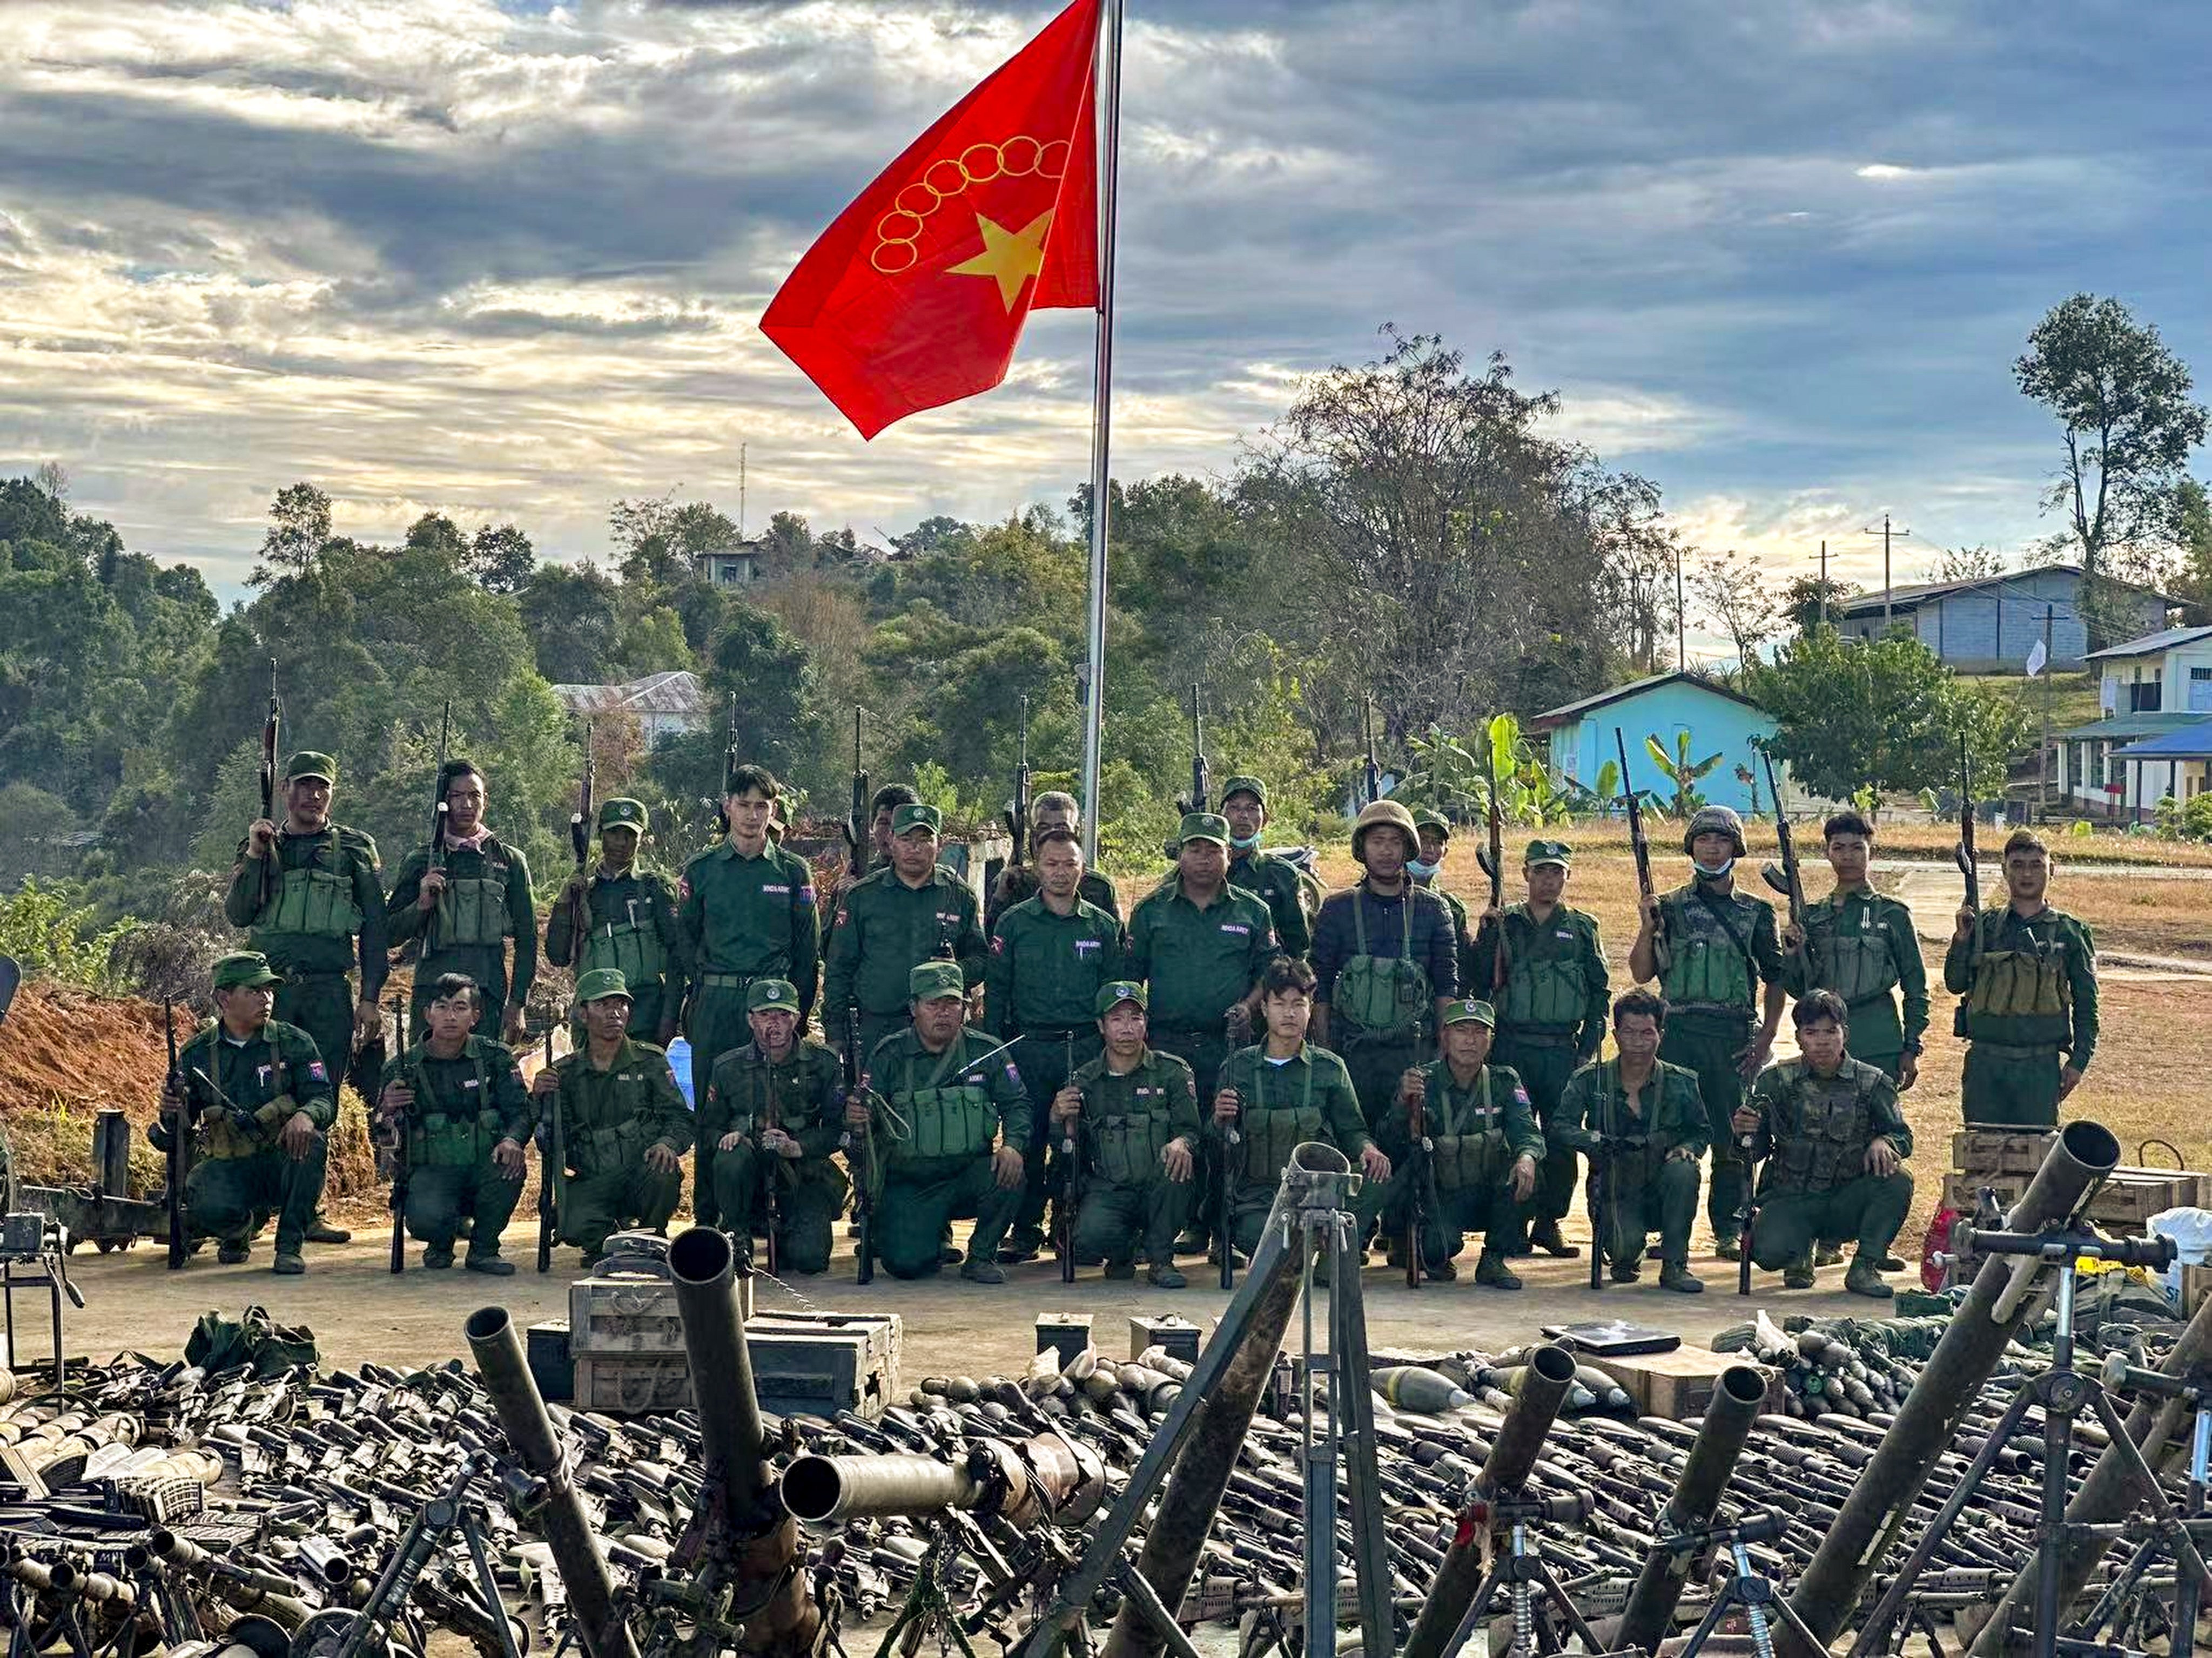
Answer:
152;952;335;1275
529;968;690;1265
1736;989;1913;1299
845;961;1030;1282
1384;998;1543;1289
699;979;849;1275
374;973;529;1274
1209;957;1390;1262
1052;981;1201;1288
1554;989;1708;1293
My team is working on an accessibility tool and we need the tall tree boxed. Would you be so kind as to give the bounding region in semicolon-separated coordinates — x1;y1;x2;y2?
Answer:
252;483;337;585
1783;574;1855;634
468;523;536;595
2170;479;2212;626
1935;544;2009;584
1690;548;1781;667
2016;294;2208;646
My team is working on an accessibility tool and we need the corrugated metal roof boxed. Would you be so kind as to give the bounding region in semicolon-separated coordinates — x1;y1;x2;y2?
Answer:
1529;670;1762;730
550;670;707;718
2082;625;2212;662
2111;720;2212;761
2054;711;2206;742
1831;563;2173;616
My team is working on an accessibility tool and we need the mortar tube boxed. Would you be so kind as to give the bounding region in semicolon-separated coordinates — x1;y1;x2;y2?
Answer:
1098;1143;1331;1658
463;1306;638;1658
1615;1364;1769;1654
1786;1118;2121;1648
1401;1343;1578;1658
784;1437;1103;1530
145;1533;301;1603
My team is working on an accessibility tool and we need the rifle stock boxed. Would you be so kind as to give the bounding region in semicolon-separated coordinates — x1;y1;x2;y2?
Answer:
163;1000;190;1271
843;1007;873;1285
259;660;281;911
1615;727;1667;975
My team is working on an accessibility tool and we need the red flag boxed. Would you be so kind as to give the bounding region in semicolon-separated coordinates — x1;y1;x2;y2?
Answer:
760;0;1100;439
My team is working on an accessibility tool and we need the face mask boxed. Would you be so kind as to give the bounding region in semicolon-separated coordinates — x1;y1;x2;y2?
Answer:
1407;858;1439;879
1228;832;1261;851
1693;857;1736;881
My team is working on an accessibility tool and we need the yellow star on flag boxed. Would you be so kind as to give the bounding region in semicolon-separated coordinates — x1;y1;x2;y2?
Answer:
949;209;1054;310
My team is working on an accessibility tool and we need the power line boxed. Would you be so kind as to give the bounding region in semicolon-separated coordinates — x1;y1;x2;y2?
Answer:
1861;513;1913;627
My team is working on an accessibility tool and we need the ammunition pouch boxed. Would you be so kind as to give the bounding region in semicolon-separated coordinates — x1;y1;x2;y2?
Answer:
1091;1110;1168;1185
1500;949;1587;1031
582;915;668;989
1334;892;1430;1039
1811;914;1899;1004
893;1083;996;1164
1772;1069;1880;1192
1246;1107;1324;1184
264;863;362;941
433;863;513;951
1966;949;2070;1023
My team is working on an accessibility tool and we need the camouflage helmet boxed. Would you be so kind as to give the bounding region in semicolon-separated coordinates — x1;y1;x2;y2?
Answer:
1682;805;1746;858
1350;798;1421;866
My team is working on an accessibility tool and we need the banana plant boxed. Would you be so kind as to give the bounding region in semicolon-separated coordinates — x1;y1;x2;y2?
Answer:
1645;731;1724;818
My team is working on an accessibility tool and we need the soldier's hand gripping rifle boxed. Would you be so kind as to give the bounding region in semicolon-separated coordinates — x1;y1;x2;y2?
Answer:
259;659;281;910
1186;683;1210;815
1362;696;1382;808
844;707;870;879
163;999;192;1271
1404;1074;1429;1290
1057;1033;1079;1286
843;1006;874;1285
568;721;594;945
761;1072;783;1278
1616;727;1669;974
536;1022;561;1275
1477;736;1509;993
1757;748;1808;982
1007;696;1033;870
382;995;408;1276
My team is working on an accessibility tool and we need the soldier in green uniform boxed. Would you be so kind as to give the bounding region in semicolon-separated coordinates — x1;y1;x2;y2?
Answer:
825;803;988;1061
386;760;536;1046
1126;812;1278;1254
677;765;820;1083
1471;839;1609;1258
843;961;1030;1282
225;750;385;1248
1208;957;1390;1261
986;793;1120;932
1408;809;1473;987
1381;998;1543;1287
825;783;917;946
1629;806;1784;1259
986;827;1127;1263
1735;990;1912;1298
373;973;530;1274
1778;809;1928;1087
697;979;849;1273
1312;800;1460;1133
1050;981;1201;1286
1945;828;2099;1128
151;952;335;1275
528;969;690;1264
547;797;690;1044
1221;777;1313;961
1553;989;1709;1293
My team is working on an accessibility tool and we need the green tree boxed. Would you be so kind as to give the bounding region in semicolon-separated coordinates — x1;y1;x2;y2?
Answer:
2170;478;2212;625
251;482;338;585
469;523;536;595
519;561;623;683
647;601;831;808
1783;573;1857;633
1690;548;1782;667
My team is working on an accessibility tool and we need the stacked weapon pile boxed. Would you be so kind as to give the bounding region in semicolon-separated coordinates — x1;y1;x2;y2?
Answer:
11;1128;2212;1658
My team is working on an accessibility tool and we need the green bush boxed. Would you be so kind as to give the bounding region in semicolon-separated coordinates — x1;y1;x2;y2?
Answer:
0;878;134;992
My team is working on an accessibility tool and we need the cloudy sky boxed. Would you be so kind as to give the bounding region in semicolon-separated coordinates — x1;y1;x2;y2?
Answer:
3;0;2207;621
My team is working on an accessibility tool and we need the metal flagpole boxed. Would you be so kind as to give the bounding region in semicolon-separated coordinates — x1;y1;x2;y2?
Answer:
1078;0;1123;865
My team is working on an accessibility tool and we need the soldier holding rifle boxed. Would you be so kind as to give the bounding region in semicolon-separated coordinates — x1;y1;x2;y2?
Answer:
1776;808;1927;1088
698;979;849;1276
826;802;987;1061
387;760;537;1046
1222;777;1313;962
987;792;1119;929
546;798;689;1045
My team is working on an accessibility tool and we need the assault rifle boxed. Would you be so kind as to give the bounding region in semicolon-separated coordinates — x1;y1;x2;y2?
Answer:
1955;731;1980;1039
1186;683;1209;815
1218;1060;1240;1292
385;994;408;1277
1616;727;1668;975
1403;1076;1429;1290
1736;1125;1759;1298
259;659;281;909
1477;737;1508;992
568;720;595;945
715;692;739;832
163;999;191;1271
1362;697;1382;808
427;702;453;879
1057;1033;1078;1286
844;707;870;879
1757;749;1807;980
844;1006;873;1286
1008;695;1033;868
536;1022;561;1275
761;1067;783;1277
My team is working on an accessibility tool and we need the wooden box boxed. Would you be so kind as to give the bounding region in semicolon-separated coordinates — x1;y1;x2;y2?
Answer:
1582;1346;1779;1421
570;1351;691;1415
1950;1130;2055;1180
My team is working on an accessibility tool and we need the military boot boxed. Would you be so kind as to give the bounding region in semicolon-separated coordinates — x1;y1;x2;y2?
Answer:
1845;1257;1894;1299
1609;1253;1643;1284
1783;1252;1818;1290
216;1237;251;1265
959;1256;1006;1285
1528;1220;1579;1258
1658;1260;1705;1295
306;1214;352;1245
1147;1262;1187;1290
1813;1242;1843;1268
1472;1253;1519;1290
1712;1235;1742;1262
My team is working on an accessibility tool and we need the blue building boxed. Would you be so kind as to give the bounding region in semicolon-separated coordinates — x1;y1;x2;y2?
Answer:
1528;670;1795;816
1830;564;2169;673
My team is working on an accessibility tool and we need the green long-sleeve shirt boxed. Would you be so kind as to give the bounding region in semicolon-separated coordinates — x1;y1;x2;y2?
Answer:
1065;1047;1202;1185
1944;904;2099;1067
1746;1056;1912;1197
1208;1042;1374;1160
823;867;986;1021
223;824;388;989
1228;850;1313;961
1125;880;1277;1031
379;1037;534;1160
1552;1058;1707;1160
984;895;1125;1036
700;1040;846;1163
1470;902;1609;1056
1381;1058;1545;1170
386;837;538;1015
542;1038;694;1174
1779;887;1930;1053
677;839;820;1017
862;1025;1033;1178
546;865;690;983
154;1019;337;1158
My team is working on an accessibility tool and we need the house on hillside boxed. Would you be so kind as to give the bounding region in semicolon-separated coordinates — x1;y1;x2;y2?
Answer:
692;538;766;587
2051;624;2212;818
550;671;709;746
1528;670;1802;815
1830;565;2170;673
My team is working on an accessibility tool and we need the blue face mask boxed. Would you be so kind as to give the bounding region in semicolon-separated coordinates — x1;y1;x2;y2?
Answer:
1228;832;1261;851
1407;858;1439;879
1694;857;1737;882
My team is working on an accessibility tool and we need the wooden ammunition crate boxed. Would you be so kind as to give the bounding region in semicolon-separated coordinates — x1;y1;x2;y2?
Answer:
570;1351;691;1415
1951;1130;2055;1180
749;1310;901;1422
1582;1347;1780;1421
754;1307;902;1396
568;1275;686;1356
1939;1168;2209;1232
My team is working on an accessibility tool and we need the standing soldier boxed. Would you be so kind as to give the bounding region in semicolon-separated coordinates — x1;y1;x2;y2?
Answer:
1628;806;1783;1261
387;760;536;1046
224;750;383;1248
1471;839;1608;1258
697;979;849;1275
986;792;1120;931
1552;990;1709;1293
1945;828;2099;1128
1735;990;1912;1298
374;973;530;1275
1126;812;1278;1255
1311;800;1459;1133
824;783;917;944
985;827;1125;1264
824;803;987;1061
1052;981;1201;1286
1408;808;1473;986
1209;958;1389;1261
1779;810;1928;1087
546;798;690;1045
1221;777;1313;961
151;952;335;1275
529;969;690;1265
677;765;819;1085
842;961;1030;1282
1382;999;1543;1288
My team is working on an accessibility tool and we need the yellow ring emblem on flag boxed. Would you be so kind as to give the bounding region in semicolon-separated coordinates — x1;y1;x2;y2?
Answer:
870;136;1071;275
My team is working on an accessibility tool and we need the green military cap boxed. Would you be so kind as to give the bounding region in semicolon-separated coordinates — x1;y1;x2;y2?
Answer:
575;967;632;1003
284;752;337;784
597;797;648;833
1096;980;1147;1015
1439;998;1497;1028
1412;808;1452;835
212;951;284;991
1219;776;1268;808
1176;812;1231;847
892;802;943;837
909;960;965;1002
747;978;801;1013
1524;838;1572;868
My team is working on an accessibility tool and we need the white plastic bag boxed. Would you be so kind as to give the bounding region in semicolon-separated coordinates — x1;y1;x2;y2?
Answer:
2148;1207;2212;1307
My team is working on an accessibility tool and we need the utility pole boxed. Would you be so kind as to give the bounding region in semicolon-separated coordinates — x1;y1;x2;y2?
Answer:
1674;543;1686;671
1861;513;1913;629
739;441;748;541
2039;602;2054;822
1819;540;1828;628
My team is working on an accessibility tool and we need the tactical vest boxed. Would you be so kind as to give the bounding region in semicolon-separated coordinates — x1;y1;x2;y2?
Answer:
1965;912;2072;1036
1089;1075;1172;1185
1771;1064;1882;1192
402;1039;507;1167
1241;1060;1322;1185
263;845;362;940
1333;893;1430;1039
1587;1062;1670;1190
1425;1067;1507;1193
433;845;514;951
885;1044;997;1165
566;1054;660;1176
1498;910;1588;1030
1810;902;1899;1004
193;1042;292;1160
581;894;668;988
1659;892;1755;1015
